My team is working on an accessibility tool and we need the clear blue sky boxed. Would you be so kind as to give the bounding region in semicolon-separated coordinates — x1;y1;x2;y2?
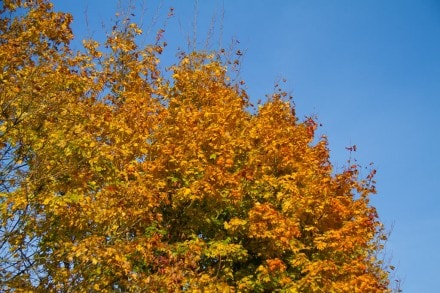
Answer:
52;1;440;291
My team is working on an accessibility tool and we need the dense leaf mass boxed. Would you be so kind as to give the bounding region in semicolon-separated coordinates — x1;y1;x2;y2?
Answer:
0;1;392;292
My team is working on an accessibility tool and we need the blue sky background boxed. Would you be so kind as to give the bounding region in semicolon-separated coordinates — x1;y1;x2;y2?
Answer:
52;1;440;291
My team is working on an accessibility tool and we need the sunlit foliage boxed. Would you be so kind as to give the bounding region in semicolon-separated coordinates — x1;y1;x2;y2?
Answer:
0;1;393;291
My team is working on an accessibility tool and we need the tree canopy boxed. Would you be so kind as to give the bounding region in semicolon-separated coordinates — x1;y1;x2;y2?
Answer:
0;0;393;292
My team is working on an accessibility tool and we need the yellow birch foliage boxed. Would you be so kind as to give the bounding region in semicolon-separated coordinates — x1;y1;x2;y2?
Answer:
1;1;393;292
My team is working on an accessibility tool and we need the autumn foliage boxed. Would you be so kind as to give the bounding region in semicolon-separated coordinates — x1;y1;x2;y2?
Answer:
1;1;393;292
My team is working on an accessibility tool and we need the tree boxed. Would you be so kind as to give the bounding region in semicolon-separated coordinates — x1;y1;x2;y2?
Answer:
0;0;393;291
